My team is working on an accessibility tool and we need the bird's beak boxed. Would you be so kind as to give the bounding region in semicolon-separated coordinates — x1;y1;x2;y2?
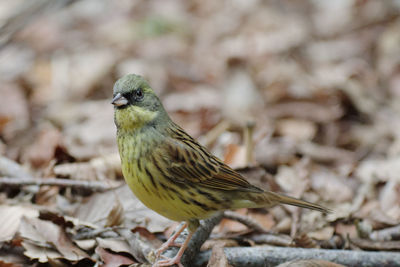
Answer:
111;93;128;107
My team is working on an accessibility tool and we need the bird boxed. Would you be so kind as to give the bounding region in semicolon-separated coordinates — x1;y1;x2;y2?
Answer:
112;74;329;267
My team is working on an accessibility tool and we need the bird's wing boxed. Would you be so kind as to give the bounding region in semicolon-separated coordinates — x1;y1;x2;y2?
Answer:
154;126;263;193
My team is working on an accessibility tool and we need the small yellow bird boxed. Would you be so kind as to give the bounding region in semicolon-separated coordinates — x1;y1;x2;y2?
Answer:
112;74;329;267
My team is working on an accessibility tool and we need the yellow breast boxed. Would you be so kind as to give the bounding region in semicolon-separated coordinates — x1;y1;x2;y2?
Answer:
118;131;219;222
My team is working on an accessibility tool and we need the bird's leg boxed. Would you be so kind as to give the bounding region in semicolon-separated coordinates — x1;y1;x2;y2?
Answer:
155;222;187;257
155;219;199;267
155;231;194;267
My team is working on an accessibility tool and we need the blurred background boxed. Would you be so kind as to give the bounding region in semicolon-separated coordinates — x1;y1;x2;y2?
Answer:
1;0;400;266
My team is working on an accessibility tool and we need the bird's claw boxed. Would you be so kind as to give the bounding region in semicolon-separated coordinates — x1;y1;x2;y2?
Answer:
154;256;183;267
155;242;182;258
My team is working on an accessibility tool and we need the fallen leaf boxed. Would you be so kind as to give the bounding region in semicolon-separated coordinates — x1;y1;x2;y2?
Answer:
38;210;74;229
294;233;318;248
335;223;357;239
277;259;346;267
19;217;89;262
379;180;400;221
0;156;32;178
75;185;172;232
255;137;297;167
275;119;317;142
163;85;220;113
308;227;335;241
22;241;62;263
74;239;96;251
223;143;247;169
0;255;28;267
35;186;59;206
53;153;121;181
266;101;343;123
247;212;275;231
0;205;38;242
115;228;152;264
218;209;248;233
46;100;117;160
207;241;231;267
222;62;264;125
105;198;124;227
23;126;63;168
95;246;135;267
310;169;354;203
0;83;29;140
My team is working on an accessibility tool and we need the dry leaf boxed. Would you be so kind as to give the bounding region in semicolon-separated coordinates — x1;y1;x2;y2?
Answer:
23;126;63;168
0;156;32;178
0;205;38;242
222;62;264;125
310;169;354;203
335;223;357;239
96;237;132;255
105;198;124;227
0;83;29;140
46;100;117;160
53;153;121;181
277;259;346;267
75;185;172;232
276;119;317;142
207;241;231;267
0;260;23;267
218;209;248;233
95;246;135;267
22;241;62;263
163;86;220;113
379;180;400;221
19;217;89;262
308;227;335;241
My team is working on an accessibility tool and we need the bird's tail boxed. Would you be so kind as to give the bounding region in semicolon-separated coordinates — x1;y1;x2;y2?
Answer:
241;190;330;213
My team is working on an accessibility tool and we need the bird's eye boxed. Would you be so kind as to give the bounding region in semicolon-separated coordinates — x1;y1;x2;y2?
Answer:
134;88;144;101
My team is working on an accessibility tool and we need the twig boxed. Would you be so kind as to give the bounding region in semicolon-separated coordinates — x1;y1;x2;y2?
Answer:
0;177;121;192
161;213;223;266
200;120;230;147
370;224;400;241
223;211;267;233
247;233;292;247
74;227;119;240
244;120;256;166
349;238;400;251
193;246;400;267
297;142;355;164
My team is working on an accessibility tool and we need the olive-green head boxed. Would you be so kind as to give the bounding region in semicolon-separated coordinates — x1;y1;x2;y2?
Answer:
112;74;167;131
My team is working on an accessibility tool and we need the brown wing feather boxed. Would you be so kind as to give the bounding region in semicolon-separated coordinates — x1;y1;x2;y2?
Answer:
157;124;263;193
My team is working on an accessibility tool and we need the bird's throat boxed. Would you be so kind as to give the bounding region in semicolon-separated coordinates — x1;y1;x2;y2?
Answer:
114;105;158;132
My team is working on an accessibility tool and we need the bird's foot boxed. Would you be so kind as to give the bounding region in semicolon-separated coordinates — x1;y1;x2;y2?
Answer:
155;242;182;257
154;255;183;267
155;223;187;258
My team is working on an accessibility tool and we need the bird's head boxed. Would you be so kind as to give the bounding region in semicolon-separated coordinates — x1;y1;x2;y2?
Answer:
112;74;167;131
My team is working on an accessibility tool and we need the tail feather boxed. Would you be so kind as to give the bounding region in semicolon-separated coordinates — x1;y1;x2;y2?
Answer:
250;191;331;213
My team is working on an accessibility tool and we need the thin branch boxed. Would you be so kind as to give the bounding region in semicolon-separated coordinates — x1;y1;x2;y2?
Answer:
350;238;400;251
247;233;293;247
244;120;256;165
74;227;119;240
194;246;400;267
223;211;267;233
370;224;400;241
0;177;121;192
